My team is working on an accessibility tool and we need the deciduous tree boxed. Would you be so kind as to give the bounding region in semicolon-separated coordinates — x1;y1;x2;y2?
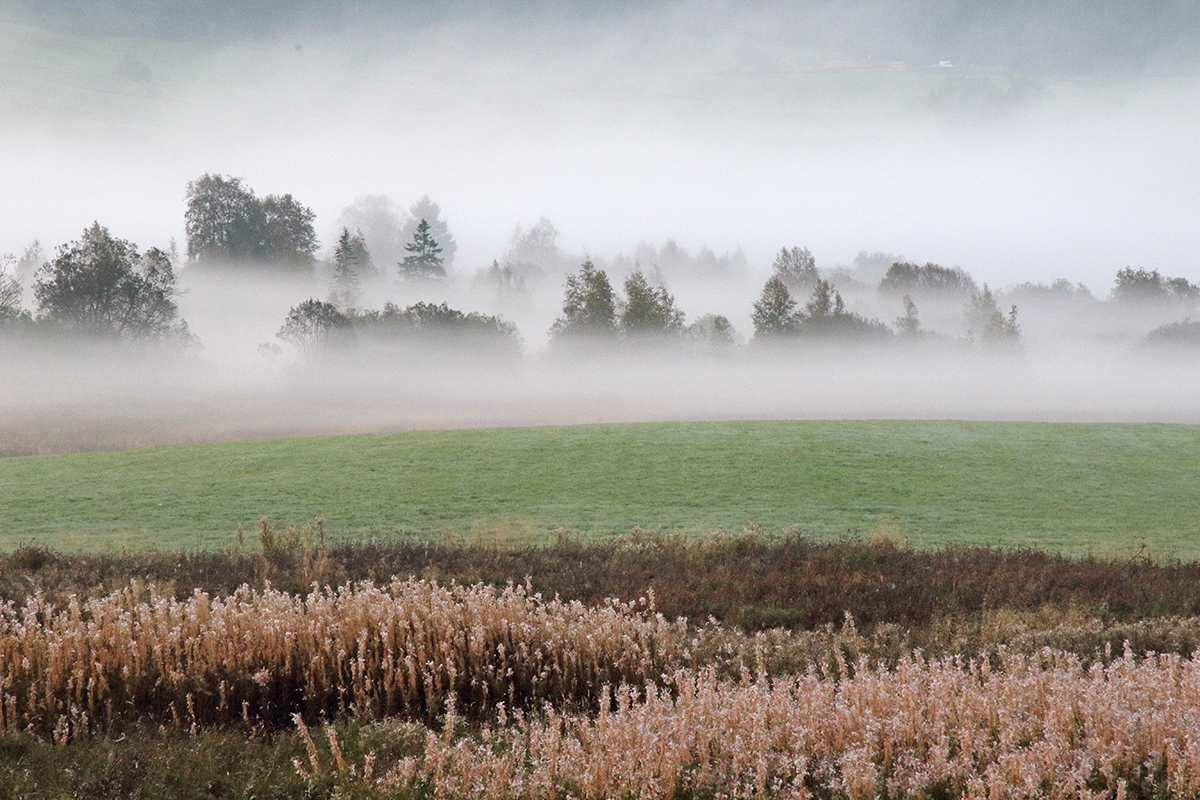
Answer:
771;246;818;292
184;174;317;272
751;275;798;339
33;223;191;342
276;298;351;360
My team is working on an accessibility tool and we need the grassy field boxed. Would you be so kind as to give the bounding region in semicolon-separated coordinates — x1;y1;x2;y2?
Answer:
1;420;1197;556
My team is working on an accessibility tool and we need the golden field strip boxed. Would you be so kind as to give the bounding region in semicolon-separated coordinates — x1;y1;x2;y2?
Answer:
3;575;1200;798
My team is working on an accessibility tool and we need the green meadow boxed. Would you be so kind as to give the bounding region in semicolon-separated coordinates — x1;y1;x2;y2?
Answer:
1;420;1197;557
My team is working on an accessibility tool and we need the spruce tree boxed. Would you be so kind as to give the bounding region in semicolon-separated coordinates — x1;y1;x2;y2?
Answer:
330;227;371;308
399;219;446;280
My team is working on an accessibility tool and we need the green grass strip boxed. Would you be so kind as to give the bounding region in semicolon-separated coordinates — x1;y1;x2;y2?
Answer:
1;420;1197;557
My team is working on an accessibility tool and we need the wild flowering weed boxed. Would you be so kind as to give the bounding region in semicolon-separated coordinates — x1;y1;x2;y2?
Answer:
375;651;1200;799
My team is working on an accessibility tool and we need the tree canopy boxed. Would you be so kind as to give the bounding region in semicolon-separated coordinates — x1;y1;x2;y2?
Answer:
400;197;456;268
619;270;684;339
33;223;191;342
276;299;351;360
771;246;818;292
184;174;317;271
399;219;446;280
964;284;1021;348
330;227;371;309
549;260;617;341
751;275;799;339
880;262;977;296
1112;268;1199;304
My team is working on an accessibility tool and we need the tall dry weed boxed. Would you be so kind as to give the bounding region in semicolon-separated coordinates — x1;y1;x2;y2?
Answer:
0;578;678;735
377;651;1200;799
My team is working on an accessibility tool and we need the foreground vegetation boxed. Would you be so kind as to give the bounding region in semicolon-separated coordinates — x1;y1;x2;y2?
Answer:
3;420;1199;557
6;534;1200;797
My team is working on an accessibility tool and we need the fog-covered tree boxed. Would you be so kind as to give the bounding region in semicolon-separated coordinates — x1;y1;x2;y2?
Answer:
400;196;456;268
894;295;923;338
337;195;403;272
751;275;798;339
509;217;562;266
330;227;370;308
880;262;977;296
771;246;819;292
0;258;29;328
476;259;527;295
550;259;617;340
15;241;45;279
796;278;892;338
1112;268;1199;304
499;217;572;284
620;269;684;338
184;173;265;264
259;193;318;268
352;301;519;344
399;219;446;280
276;298;351;360
33;223;191;342
1141;320;1200;349
184;173;317;271
687;313;735;347
964;284;1021;348
1005;278;1094;301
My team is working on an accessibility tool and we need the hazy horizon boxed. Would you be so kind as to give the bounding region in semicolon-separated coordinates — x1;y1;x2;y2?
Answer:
2;1;1197;452
2;1;1197;290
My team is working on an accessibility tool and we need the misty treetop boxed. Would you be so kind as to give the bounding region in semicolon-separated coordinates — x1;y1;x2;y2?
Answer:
276;298;352;361
963;284;1021;349
620;269;685;339
30;222;192;343
1112;267;1200;306
329;227;371;309
399;218;446;281
184;173;318;272
277;298;520;361
549;259;619;341
400;196;457;269
549;260;734;349
879;261;978;296
771;246;819;293
750;275;799;339
751;275;890;342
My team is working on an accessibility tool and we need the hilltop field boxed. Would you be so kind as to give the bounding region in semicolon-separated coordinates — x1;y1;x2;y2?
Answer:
1;419;1197;557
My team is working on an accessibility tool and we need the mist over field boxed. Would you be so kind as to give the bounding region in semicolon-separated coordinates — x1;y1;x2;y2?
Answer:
1;0;1198;451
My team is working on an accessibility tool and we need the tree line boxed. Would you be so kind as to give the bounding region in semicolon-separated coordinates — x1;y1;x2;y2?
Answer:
3;173;1198;356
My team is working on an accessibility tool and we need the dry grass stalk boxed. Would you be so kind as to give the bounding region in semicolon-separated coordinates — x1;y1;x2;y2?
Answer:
375;650;1200;799
0;578;677;735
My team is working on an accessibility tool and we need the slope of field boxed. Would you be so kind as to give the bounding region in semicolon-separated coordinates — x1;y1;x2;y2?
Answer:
1;420;1197;556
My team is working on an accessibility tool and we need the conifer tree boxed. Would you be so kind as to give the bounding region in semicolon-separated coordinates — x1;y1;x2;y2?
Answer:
399;219;445;280
620;269;684;338
330;227;370;308
549;259;617;340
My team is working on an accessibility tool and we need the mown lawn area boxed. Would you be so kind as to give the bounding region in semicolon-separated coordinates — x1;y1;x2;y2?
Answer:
0;420;1196;556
